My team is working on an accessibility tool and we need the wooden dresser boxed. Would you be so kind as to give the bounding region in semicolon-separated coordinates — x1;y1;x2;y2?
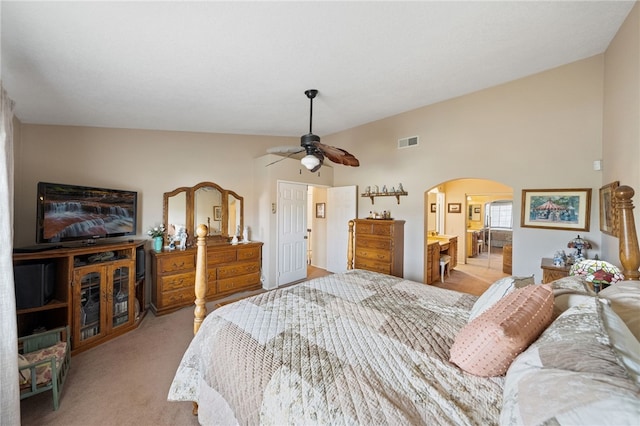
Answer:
540;257;570;283
353;219;405;277
150;241;263;315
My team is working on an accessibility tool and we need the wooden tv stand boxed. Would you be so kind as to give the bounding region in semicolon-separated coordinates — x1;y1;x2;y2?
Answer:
13;239;146;355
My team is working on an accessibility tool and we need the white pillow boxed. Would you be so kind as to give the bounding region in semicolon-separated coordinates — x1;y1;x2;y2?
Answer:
468;275;534;321
599;280;640;342
599;298;640;385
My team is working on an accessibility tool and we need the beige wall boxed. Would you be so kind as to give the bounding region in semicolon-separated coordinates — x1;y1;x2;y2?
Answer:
602;3;640;261
328;55;604;281
13;125;293;248
13;3;640;284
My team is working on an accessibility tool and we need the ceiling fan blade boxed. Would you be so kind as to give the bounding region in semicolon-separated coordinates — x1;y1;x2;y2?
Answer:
315;142;360;167
267;145;304;154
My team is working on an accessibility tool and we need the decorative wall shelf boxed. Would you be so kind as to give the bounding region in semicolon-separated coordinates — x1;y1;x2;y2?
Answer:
361;191;408;204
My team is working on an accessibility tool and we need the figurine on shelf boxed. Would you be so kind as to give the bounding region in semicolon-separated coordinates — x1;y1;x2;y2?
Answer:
364;186;370;195
382;185;388;193
373;185;379;194
398;183;404;192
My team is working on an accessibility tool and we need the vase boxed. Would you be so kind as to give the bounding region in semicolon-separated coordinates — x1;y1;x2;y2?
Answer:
153;236;163;252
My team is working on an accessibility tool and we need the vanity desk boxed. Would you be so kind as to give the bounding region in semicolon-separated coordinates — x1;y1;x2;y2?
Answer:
425;234;458;284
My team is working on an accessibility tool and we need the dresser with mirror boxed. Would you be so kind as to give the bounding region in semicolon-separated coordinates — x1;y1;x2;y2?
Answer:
150;181;262;315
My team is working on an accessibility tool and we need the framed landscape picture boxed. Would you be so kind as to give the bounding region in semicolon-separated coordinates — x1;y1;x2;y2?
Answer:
599;181;619;236
521;188;591;231
448;203;461;213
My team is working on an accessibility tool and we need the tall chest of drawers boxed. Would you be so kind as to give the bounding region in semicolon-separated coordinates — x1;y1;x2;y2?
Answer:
353;219;405;277
150;241;263;315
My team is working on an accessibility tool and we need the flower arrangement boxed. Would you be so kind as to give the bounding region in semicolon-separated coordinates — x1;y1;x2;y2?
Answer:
147;225;166;239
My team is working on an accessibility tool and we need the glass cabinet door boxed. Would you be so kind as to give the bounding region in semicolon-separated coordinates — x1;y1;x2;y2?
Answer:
75;267;104;344
111;265;130;329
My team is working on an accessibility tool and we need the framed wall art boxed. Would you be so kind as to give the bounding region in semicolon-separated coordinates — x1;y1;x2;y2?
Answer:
430;203;436;213
521;188;591;231
599;181;619;236
316;202;326;219
448;203;461;213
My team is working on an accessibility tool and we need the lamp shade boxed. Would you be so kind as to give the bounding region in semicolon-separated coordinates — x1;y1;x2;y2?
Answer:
567;235;591;249
301;154;320;170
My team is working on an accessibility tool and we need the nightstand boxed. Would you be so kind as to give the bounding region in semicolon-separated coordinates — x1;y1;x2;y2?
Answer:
540;257;570;283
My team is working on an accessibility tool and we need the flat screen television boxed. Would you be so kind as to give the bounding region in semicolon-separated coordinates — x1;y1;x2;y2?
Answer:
36;182;137;244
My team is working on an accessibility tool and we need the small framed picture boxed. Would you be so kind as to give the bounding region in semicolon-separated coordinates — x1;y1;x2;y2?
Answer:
316;202;326;218
599;181;619;236
213;205;222;221
430;203;436;213
448;203;461;213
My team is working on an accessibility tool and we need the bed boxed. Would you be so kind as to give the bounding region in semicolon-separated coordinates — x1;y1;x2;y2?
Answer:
168;186;640;425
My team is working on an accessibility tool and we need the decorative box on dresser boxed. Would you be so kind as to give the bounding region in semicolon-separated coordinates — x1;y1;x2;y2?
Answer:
353;219;405;278
150;241;263;315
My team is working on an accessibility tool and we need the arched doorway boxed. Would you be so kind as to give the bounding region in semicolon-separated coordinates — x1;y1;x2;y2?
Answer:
424;178;513;293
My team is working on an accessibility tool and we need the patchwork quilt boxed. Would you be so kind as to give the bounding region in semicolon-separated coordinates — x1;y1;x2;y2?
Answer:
168;269;504;425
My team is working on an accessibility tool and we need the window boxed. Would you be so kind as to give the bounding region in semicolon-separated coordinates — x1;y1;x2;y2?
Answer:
486;201;513;229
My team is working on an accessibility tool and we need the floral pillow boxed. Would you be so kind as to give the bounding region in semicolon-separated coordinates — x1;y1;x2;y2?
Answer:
569;259;624;292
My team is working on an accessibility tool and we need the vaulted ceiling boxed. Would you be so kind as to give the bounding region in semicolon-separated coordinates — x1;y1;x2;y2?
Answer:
1;1;635;138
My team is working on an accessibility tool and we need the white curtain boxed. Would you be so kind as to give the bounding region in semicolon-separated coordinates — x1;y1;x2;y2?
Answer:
0;83;20;425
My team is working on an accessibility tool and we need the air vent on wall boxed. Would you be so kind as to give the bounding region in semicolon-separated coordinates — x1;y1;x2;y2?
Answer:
398;136;419;149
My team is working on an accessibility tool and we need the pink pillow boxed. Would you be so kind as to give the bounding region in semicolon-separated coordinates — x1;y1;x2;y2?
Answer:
450;284;554;377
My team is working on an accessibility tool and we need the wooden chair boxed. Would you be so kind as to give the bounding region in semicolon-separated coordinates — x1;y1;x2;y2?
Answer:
18;326;71;411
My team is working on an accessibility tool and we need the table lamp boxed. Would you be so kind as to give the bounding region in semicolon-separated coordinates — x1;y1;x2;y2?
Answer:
567;235;591;263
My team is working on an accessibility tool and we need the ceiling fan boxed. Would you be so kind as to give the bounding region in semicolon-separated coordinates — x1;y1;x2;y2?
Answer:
267;89;360;172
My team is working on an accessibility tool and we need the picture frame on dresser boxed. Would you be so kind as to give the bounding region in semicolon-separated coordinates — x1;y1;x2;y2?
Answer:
316;203;325;218
599;181;619;236
521;188;591;231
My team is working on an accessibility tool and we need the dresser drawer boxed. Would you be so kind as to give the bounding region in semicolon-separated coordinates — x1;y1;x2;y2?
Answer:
217;261;261;279
357;221;393;236
208;248;237;265
355;247;391;263
158;253;195;273
205;281;217;298
160;287;195;308
160;271;196;291
356;236;392;251
217;272;261;293
354;258;391;275
237;246;260;261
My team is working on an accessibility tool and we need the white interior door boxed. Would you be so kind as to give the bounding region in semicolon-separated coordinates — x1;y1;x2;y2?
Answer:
326;185;357;273
277;182;308;286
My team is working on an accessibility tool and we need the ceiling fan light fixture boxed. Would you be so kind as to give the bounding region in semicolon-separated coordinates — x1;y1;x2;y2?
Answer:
301;154;321;170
